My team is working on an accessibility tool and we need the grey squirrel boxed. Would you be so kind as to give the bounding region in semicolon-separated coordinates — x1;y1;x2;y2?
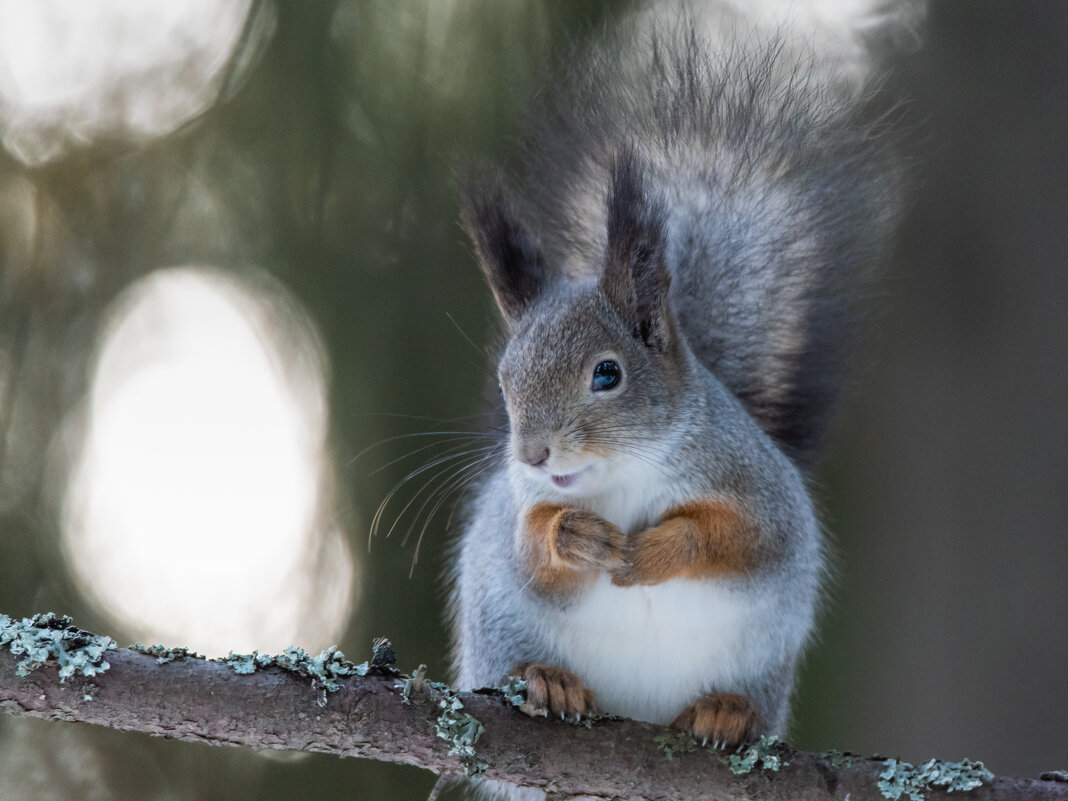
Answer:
448;1;906;752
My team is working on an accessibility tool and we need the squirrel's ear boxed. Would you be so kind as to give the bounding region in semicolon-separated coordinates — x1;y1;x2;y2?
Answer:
601;147;672;351
461;174;548;325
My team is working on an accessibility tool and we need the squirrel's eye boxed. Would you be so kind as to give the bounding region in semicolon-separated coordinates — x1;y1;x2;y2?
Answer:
591;360;621;392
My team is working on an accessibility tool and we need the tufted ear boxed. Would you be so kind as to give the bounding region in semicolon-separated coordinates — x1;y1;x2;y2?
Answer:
600;146;672;351
461;174;548;326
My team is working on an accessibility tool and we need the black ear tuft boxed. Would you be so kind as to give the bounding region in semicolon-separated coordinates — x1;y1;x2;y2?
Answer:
601;146;672;350
460;173;548;325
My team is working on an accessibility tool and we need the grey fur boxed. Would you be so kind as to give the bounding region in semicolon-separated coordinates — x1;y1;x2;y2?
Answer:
508;14;901;462
447;5;902;798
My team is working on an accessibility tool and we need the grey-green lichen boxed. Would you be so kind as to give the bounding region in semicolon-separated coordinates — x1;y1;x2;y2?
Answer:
399;664;428;704
495;674;527;708
393;663;485;772
727;735;788;774
495;674;551;720
654;731;698;761
224;650;276;675
394;665;452;703
0;613;114;683
223;645;369;707
132;643;197;664
435;686;486;775
878;758;993;800
822;748;855;768
653;731;787;771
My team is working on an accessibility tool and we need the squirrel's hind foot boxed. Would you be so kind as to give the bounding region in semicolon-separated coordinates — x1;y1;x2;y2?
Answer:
672;693;764;750
511;662;596;720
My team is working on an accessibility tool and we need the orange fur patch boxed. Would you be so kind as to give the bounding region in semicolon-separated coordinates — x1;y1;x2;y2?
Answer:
520;503;623;598
610;499;762;586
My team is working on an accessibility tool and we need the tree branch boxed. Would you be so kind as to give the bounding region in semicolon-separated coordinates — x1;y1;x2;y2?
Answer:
0;617;1065;801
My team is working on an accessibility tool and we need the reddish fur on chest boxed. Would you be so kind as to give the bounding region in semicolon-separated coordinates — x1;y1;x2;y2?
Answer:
612;499;763;586
520;498;762;598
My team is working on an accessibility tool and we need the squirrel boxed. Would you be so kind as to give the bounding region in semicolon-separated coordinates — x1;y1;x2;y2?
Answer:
447;0;907;756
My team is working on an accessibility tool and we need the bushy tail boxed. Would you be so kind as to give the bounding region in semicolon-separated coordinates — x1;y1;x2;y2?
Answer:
683;0;925;92
492;1;920;465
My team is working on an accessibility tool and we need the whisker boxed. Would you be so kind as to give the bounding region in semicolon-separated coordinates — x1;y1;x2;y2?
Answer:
445;311;492;359
369;437;499;478
369;446;499;547
349;429;501;466
400;450;500;548
577;432;675;479
371;446;495;546
379;455;485;544
408;456;501;575
347;410;495;424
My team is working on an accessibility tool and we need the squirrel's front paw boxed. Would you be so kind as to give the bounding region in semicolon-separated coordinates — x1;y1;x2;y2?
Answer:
511;662;596;719
672;693;764;749
609;522;677;586
553;509;623;570
609;530;659;586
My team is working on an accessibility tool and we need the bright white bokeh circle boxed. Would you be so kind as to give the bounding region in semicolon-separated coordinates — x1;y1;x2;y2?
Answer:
0;0;256;164
62;267;355;656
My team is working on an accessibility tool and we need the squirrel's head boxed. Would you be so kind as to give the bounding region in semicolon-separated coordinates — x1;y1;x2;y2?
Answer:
463;148;690;496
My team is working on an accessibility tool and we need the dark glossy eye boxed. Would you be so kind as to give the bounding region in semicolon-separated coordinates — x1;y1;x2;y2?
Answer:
591;360;622;392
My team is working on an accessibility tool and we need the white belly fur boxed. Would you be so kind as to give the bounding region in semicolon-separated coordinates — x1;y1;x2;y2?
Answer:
514;455;809;725
533;573;801;725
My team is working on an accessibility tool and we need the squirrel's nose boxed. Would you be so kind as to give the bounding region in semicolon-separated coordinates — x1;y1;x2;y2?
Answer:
518;444;550;468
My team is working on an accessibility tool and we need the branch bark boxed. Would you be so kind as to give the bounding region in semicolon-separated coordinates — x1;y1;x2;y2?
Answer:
0;640;1064;801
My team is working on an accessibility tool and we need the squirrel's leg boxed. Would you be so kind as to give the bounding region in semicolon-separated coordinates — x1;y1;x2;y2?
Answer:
610;499;762;586
511;505;619;718
519;503;624;598
609;500;770;746
672;653;796;748
671;693;765;749
509;662;596;719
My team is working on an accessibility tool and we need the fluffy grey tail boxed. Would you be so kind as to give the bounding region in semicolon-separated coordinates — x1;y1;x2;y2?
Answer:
486;3;914;465
663;0;925;93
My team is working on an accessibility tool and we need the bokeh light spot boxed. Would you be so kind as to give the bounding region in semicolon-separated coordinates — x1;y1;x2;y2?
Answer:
61;266;355;656
0;0;258;165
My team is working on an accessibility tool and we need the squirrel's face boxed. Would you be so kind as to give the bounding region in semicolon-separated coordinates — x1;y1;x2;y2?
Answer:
498;289;683;495
464;147;679;494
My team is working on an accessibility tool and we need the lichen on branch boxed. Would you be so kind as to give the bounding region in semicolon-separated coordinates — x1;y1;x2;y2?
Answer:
1;612;1065;801
1;613;114;681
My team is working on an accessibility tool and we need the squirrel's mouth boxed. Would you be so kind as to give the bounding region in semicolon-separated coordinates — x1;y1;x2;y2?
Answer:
550;468;588;488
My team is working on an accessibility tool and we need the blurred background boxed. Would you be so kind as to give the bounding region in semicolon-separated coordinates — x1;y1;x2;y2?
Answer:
0;0;1065;798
